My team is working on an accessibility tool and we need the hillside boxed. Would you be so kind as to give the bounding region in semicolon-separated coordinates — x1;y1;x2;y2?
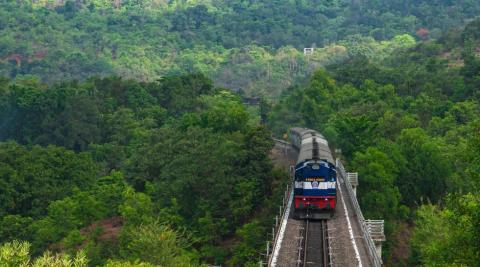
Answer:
1;2;480;266
0;74;290;266
1;1;480;97
268;18;480;266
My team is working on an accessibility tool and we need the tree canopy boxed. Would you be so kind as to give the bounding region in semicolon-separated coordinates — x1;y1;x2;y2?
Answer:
0;72;289;266
268;19;480;264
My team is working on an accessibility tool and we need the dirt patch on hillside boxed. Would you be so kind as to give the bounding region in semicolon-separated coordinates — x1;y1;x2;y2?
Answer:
80;216;123;241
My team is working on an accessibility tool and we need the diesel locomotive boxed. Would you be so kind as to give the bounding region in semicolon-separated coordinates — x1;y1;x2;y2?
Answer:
289;127;337;219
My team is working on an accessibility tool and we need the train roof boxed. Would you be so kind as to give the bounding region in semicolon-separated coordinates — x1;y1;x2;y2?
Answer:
290;127;334;165
290;127;326;139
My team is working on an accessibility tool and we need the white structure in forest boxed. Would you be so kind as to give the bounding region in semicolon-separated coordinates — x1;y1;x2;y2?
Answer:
304;48;314;55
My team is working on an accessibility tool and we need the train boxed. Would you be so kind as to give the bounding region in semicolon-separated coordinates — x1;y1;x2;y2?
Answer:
289;127;337;219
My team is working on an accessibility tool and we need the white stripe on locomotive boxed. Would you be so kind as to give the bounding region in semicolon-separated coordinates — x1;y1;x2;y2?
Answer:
294;181;336;189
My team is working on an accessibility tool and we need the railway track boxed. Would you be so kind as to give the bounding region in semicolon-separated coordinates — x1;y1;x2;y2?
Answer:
297;219;330;267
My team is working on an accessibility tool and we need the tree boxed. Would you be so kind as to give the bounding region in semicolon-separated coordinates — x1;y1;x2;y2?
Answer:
105;260;154;267
31;190;106;251
351;147;405;220
0;215;33;243
229;220;265;266
0;241;88;267
328;114;378;159
36;93;101;151
411;193;480;266
119;188;154;227
0;240;30;267
0;142;98;218
120;222;197;267
199;90;249;133
396;128;451;206
464;123;480;192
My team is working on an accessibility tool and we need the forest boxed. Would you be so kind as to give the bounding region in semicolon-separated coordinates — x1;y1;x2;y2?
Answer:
268;18;480;266
0;74;288;266
1;0;480;266
1;0;480;96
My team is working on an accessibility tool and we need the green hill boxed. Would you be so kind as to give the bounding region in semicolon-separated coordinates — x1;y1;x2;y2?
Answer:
1;0;479;97
268;17;480;266
1;2;479;266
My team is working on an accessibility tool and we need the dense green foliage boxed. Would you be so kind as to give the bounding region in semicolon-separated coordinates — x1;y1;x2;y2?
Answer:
0;142;98;218
1;1;480;266
1;1;479;96
0;240;89;267
268;18;480;265
0;74;286;266
411;193;480;266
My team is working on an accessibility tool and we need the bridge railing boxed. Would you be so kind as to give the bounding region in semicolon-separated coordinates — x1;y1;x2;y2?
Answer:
260;139;293;266
365;220;386;242
266;183;292;266
336;159;383;267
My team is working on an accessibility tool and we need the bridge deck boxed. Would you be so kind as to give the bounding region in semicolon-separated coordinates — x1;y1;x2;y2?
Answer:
270;141;374;267
327;172;372;266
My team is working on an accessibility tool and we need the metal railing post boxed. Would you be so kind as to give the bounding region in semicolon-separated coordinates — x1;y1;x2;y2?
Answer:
338;160;383;267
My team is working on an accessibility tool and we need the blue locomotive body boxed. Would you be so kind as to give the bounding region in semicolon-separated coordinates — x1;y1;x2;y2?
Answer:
290;127;337;219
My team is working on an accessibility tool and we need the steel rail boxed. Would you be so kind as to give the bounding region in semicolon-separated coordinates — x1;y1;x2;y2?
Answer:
295;221;305;267
321;220;329;267
302;220;310;267
300;219;329;267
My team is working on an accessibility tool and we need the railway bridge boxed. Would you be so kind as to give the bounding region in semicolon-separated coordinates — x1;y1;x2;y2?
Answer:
267;140;385;267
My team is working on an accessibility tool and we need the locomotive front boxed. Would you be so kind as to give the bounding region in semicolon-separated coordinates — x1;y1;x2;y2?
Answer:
290;128;337;219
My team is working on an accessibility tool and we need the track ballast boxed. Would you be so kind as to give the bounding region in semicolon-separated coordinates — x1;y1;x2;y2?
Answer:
297;219;330;267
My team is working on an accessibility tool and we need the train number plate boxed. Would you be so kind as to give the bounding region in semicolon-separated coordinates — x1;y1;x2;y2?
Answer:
305;177;325;182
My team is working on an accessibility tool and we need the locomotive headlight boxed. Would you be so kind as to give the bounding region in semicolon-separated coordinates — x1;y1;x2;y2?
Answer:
303;198;306;201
